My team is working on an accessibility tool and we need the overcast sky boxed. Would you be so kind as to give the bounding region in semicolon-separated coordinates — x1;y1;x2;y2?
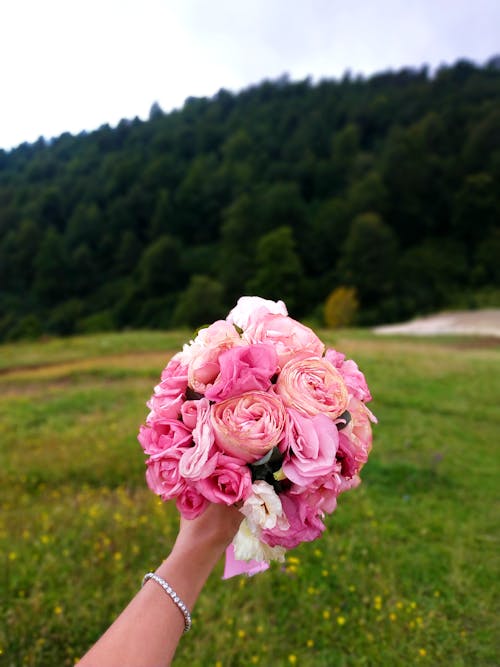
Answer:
0;0;498;150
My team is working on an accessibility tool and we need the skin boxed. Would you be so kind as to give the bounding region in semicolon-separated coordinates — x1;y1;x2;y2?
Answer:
77;504;243;667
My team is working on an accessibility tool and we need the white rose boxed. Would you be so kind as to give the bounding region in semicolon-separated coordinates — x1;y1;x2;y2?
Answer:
241;481;289;531
227;296;287;330
233;519;286;563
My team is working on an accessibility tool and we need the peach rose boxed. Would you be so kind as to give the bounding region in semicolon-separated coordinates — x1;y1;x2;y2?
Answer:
211;390;287;462
276;356;349;419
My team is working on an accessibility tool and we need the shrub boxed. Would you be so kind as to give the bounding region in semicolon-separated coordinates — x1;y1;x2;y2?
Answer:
324;286;359;328
46;299;84;336
2;314;43;341
76;311;116;334
173;275;225;328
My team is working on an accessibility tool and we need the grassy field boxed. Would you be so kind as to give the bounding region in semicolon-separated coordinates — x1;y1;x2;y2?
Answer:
0;330;498;666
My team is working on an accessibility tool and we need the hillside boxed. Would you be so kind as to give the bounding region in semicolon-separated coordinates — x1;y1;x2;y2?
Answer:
1;58;499;340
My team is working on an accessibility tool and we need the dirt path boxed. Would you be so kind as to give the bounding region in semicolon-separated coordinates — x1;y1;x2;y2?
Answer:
374;309;500;338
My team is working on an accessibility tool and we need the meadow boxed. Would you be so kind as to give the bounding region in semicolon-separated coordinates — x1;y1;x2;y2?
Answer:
0;330;498;666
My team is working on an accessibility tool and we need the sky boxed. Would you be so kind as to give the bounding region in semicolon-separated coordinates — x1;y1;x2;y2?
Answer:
0;0;499;150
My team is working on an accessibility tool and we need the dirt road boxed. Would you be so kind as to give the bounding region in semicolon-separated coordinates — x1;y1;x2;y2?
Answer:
374;309;500;338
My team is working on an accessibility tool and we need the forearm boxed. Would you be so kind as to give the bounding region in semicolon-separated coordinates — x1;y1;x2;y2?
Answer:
156;533;224;613
78;505;242;667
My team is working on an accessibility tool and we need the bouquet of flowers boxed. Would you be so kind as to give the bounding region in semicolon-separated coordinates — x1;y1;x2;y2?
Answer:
138;296;376;577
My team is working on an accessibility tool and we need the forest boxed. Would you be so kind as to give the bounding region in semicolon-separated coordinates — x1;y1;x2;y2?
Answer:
0;57;499;340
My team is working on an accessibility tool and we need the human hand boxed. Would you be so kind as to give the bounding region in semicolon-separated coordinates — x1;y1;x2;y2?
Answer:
175;503;244;559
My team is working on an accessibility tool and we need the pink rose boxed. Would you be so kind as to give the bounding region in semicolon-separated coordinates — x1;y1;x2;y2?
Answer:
325;349;372;402
338;474;361;494
138;420;192;458
180;399;202;429
281;409;339;486
186;320;244;394
205;344;278;402
179;398;218;481
147;358;188;420
178;320;242;363
243;312;324;368
196;453;252;505
276;356;349;419
211;390;287;462
261;494;325;549
145;449;187;500
292;471;343;514
176;484;209;519
337;397;377;478
227;296;288;329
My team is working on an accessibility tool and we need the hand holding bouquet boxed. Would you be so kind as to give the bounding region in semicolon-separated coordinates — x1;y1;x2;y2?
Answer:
138;297;376;577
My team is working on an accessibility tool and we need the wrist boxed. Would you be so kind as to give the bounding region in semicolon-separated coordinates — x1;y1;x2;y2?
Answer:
171;528;227;568
155;540;220;612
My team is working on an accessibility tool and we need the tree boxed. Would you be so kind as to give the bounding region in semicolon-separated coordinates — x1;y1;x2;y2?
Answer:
222;129;253;162
246;226;305;313
115;230;141;276
328;123;361;190
173;275;225;327
452;173;499;247
65;202;101;250
34;227;69;305
37;187;65;230
174;154;230;243
46;299;84;335
149;101;164;120
149;189;173;240
258;182;308;238
347;171;388;219
0;219;40;292
218;194;258;305
307;198;351;278
69;244;97;296
463;108;500;172
397;239;468;314
382;120;449;243
473;228;500;286
137;235;184;296
337;213;398;309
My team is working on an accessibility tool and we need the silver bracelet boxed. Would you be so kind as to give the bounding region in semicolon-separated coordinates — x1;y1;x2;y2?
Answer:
142;572;192;633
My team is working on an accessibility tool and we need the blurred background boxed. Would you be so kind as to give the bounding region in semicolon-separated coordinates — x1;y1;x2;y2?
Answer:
0;2;499;666
0;0;499;337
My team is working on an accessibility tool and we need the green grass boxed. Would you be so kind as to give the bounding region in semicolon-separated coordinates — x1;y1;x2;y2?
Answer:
0;331;498;666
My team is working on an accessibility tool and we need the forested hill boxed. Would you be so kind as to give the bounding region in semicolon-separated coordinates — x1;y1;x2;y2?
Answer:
1;58;500;340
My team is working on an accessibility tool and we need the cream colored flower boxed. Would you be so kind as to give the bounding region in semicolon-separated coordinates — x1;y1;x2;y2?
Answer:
241;480;289;531
233;519;286;563
227;296;287;329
